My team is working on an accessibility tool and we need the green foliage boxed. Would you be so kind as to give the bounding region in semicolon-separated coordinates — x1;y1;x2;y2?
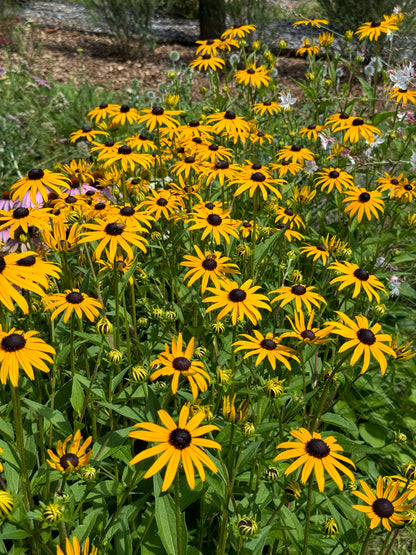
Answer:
316;0;397;31
83;0;156;59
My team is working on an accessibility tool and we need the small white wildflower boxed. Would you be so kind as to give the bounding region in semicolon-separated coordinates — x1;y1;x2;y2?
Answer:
410;152;416;171
278;91;297;110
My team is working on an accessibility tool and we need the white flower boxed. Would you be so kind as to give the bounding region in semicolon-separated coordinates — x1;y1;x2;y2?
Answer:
278;92;297;110
303;159;318;175
410;152;416;172
388;62;414;89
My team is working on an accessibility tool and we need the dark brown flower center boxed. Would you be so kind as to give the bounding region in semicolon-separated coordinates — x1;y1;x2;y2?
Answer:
263;100;271;106
242;221;251;228
251;172;266;182
257;131;265;137
224;110;236;120
390;179;399;185
301;329;316;340
95;202;106;210
358;192;371;203
357;328;376;345
340;112;350;119
105;222;125;235
260;338;277;350
205;202;215;209
156;198;168;206
172;357;191;371
398;88;408;93
207;214;222;226
208;144;219;151
82;126;92;133
404;184;412;191
12;207;29;219
370;21;381;27
60;453;79;470
202;53;211;59
99;102;108;109
307;124;316;129
202;257;217;270
228;288;247;302
152;106;164;116
16;255;36;267
120;104;130;113
189;120;199;127
193;137;202;144
281;161;290;166
65;196;77;204
353;268;369;281
104;140;115;147
28;168;44;180
352;118;364;126
372;498;394;518
120;206;135;216
306;438;330;458
215;160;229;169
118;145;132;155
184;156;195;163
247;68;255;74
207;38;214;45
291;285;307;295
284;208;294;216
1;333;26;352
169;428;192;449
65;292;84;304
329;170;340;179
291;145;301;152
317;245;326;251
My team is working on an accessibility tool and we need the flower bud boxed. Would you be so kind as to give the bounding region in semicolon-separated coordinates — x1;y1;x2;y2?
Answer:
264;467;279;482
344;30;354;41
200;86;207;95
164;310;177;321
241;422;255;436
132;365;148;382
96;317;113;336
305;72;315;81
109;349;123;364
373;303;386;315
212;321;226;335
0;491;14;518
194;346;207;359
395;432;407;444
152;308;164;319
217;367;232;385
278;40;287;50
323;517;338;536
168;70;176;79
235;244;252;258
285;480;302;499
237;517;258;536
137;317;148;328
252;40;261;51
80;466;97;481
42;503;63;524
263;378;284;398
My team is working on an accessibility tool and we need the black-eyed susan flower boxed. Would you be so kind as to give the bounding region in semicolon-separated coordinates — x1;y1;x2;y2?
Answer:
43;290;102;323
101;145;153;173
249;129;274;145
129;404;221;491
0;327;55;387
170;155;204;180
276;144;315;165
90;139;123;161
274;206;305;229
325;111;353;132
376;171;404;194
271;160;303;177
342;118;382;144
57;537;98;555
41;219;82;252
188;209;239;244
299;123;325;141
233;330;299;370
230;171;285;201
292;185;316;204
0;490;14;518
281;310;332;344
47;429;93;474
9;253;60;291
319;32;334;47
300;242;330;265
136;106;184;133
274;224;304;242
205;110;251;142
329;261;386;303
69;126;108;143
204;279;271;326
238;517;258;536
269;283;326;312
355;15;399;41
274;428;356;492
235;64;271;88
221;24;256;39
263;378;284;398
195;38;223;56
352;476;411;530
139;189;184;221
342;187;385;222
150;333;211;400
10;168;69;205
394;179;416;202
88;102;118;123
296;38;320;57
386;87;416;105
189;54;225;71
79;218;148;260
293;17;328;27
42;503;63;523
314;167;354;193
108;104;140;126
252;100;282;116
323;517;338;536
126;133;157;153
181;246;240;292
326;311;396;374
201;159;239;187
96;250;136;285
391;336;416;361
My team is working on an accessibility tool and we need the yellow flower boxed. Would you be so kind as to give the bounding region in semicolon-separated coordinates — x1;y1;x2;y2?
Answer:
47;430;93;474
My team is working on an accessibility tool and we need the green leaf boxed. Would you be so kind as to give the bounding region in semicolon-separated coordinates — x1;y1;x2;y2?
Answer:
357;77;374;102
358;422;386;448
321;413;358;436
373;110;396;125
154;474;187;555
70;374;85;416
23;399;72;436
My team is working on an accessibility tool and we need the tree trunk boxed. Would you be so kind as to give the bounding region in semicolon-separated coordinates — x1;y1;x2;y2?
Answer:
199;0;226;40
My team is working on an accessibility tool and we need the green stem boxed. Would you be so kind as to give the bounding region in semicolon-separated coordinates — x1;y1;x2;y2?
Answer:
174;473;183;555
359;528;373;555
70;313;75;378
10;385;33;511
302;478;313;555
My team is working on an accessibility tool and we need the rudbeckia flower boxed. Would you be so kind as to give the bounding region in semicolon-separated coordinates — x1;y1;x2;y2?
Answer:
69;126;109;143
0;490;14;518
252;100;282;116
188;209;239;244
221;24;256;39
314;167;354;193
101;145;153;173
57;537;98;555
136;106;184;133
0;206;50;238
355;15;399;41
232;330;299;370
342;118;381;144
108;104;140;125
205;110;251;143
386;87;416;105
88;101;119;123
269;283;326;312
43;290;102;323
274;206;305;229
235;65;271;88
276;144;315;165
274;428;355;492
10;168;69;205
139;189;184;221
47;429;93;474
299;123;325;141
296;38;320;57
150;333;211;400
324;111;353;131
129;405;221;491
329;260;386;302
181;245;240;292
0;327;55;387
326;311;396;374
293;17;328;27
342;187;385;222
230;170;284;201
281;310;332;344
189;54;225;71
203;279;271;326
352;476;411;530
